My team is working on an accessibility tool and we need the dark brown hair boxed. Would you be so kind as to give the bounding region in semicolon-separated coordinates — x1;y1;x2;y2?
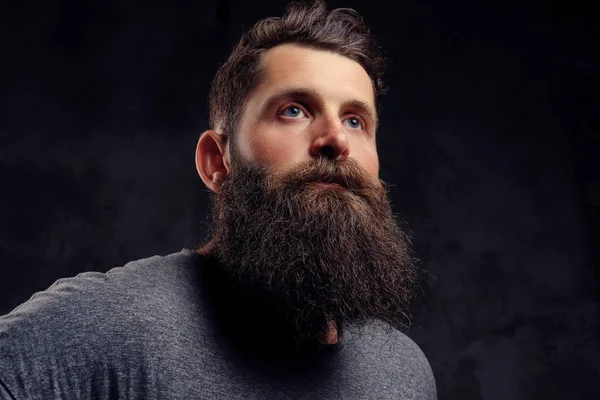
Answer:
208;0;387;140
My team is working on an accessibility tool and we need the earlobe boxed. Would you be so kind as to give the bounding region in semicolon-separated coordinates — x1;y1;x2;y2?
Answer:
195;130;229;193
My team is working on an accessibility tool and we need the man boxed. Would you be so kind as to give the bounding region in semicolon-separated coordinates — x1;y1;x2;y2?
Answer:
0;1;437;398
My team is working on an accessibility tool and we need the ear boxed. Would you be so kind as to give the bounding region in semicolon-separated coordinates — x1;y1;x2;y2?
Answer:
195;130;230;193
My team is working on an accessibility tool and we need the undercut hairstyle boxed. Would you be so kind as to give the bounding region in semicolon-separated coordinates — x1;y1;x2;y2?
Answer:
208;0;387;141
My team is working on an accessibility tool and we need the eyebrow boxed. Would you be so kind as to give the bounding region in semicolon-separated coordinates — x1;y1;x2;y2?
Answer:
260;87;379;128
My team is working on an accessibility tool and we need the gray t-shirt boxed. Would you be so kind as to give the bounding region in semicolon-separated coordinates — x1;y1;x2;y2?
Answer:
0;249;436;399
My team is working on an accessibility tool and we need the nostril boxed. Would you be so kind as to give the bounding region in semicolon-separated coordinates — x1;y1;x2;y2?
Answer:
320;145;336;159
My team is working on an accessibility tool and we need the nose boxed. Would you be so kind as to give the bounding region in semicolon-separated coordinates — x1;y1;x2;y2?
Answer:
309;116;350;161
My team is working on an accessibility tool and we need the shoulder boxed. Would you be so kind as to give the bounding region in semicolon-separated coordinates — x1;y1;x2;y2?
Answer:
0;249;201;399
344;322;437;399
1;249;199;328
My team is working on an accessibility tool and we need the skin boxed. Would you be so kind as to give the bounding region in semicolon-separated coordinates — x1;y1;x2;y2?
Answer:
195;43;382;344
195;43;380;193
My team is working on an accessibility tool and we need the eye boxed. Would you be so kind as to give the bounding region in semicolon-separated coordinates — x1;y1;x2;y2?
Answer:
281;105;306;118
344;116;364;130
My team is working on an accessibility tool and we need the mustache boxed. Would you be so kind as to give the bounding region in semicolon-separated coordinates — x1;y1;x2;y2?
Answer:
267;156;381;192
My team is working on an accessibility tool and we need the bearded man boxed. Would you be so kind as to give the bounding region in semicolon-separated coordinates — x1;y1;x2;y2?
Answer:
0;1;436;398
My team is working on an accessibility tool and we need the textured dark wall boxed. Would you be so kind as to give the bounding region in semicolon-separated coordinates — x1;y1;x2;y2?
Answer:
1;0;597;398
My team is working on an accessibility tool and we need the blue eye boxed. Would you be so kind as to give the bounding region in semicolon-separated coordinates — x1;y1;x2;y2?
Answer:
282;106;304;118
345;117;362;129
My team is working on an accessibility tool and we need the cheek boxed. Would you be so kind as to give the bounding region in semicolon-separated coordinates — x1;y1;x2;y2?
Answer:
362;152;379;177
241;128;304;168
350;137;379;177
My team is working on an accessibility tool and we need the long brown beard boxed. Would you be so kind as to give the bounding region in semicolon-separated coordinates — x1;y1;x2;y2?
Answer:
201;148;417;345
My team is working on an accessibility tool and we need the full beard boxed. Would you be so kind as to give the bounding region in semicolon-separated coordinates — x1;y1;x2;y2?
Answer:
200;149;417;347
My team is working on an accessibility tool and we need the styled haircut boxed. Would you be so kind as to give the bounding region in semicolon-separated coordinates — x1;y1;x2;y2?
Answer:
208;0;387;140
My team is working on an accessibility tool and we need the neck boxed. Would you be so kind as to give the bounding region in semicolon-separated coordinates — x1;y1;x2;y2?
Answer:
320;320;339;345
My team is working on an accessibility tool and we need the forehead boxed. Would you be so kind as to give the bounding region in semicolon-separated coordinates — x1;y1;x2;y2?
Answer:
250;44;376;109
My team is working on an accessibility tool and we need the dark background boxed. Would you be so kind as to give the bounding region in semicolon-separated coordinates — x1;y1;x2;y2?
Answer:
0;0;597;398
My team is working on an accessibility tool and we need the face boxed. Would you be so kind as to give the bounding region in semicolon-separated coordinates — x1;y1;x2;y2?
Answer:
233;43;380;178
198;44;416;352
